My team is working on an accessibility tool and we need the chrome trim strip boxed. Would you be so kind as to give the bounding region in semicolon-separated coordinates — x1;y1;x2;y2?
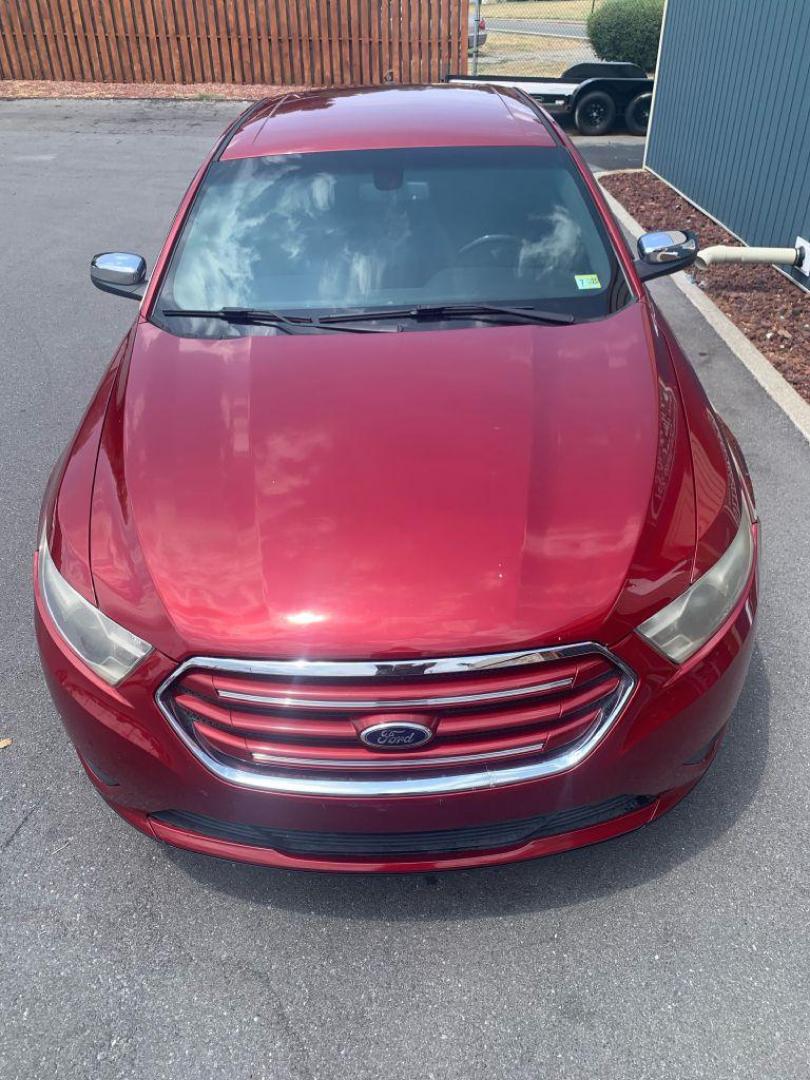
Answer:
155;644;637;798
217;675;573;710
170;647;578;680
250;739;548;770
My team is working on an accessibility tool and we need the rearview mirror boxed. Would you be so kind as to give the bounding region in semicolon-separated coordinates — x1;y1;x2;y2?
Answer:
90;252;147;300
635;230;698;282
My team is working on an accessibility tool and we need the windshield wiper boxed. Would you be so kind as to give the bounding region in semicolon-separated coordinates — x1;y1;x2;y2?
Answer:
161;303;574;331
160;307;394;334
313;303;575;326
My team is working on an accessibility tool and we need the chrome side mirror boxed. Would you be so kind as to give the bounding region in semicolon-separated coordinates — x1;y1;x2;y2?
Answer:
90;252;147;300
635;229;698;282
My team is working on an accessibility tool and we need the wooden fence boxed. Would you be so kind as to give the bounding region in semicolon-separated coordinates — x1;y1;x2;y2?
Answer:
0;0;470;84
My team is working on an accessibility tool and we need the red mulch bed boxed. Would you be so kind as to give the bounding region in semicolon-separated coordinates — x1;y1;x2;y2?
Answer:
601;170;810;403
0;79;308;100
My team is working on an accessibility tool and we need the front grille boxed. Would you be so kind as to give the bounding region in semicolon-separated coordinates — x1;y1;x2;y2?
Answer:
157;646;634;788
152;795;653;858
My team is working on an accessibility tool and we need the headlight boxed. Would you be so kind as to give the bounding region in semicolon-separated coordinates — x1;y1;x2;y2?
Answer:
637;502;754;664
39;537;152;685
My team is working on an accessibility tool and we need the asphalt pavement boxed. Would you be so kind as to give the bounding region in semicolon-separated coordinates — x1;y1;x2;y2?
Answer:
1;99;808;1080
571;132;644;171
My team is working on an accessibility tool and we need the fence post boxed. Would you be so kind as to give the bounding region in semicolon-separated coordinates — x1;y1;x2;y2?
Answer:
471;0;482;76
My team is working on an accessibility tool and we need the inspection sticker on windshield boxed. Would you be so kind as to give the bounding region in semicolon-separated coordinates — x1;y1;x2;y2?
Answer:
575;274;601;290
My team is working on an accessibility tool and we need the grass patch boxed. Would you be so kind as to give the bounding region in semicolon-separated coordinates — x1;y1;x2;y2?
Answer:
475;32;594;76
483;1;605;23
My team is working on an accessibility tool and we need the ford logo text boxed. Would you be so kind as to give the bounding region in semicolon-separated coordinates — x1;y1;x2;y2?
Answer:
359;721;434;750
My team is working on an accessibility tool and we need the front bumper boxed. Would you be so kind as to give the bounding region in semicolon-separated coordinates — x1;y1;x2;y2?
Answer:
35;544;758;873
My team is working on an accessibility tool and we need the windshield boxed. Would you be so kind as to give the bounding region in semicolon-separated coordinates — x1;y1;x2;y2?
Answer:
153;146;630;335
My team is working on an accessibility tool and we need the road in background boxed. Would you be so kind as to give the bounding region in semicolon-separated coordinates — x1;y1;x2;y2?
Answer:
1;100;807;1080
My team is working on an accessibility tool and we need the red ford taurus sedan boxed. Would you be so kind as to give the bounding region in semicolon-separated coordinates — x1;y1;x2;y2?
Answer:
35;86;758;872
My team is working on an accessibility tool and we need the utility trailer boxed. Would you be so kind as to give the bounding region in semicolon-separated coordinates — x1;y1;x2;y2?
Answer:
445;63;654;136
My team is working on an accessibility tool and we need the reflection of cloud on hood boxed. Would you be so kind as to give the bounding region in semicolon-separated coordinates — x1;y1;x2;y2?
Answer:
518;205;582;277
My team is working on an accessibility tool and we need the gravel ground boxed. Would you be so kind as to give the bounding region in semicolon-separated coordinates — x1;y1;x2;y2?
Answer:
0;79;307;99
601;170;810;403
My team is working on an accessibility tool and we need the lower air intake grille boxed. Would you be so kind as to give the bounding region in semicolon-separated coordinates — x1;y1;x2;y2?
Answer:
152;795;653;858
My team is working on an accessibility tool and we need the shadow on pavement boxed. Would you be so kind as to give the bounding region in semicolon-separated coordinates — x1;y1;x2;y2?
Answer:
165;645;770;918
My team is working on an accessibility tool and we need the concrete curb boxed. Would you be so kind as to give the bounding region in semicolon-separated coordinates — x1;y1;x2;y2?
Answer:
598;175;810;446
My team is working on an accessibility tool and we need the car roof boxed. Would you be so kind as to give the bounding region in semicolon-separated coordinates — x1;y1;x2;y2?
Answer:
221;85;558;160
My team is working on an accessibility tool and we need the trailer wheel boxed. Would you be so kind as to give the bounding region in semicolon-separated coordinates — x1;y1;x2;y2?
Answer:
625;92;652;136
574;90;616;136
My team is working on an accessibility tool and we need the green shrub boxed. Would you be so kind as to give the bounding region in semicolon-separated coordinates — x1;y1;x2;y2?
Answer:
587;0;665;73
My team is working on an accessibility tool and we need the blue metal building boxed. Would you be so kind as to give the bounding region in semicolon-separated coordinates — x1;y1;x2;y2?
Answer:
645;0;810;289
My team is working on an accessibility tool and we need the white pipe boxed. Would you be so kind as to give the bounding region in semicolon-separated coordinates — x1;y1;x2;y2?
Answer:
695;244;799;271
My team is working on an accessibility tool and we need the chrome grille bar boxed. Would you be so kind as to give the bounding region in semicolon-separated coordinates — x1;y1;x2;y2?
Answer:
250;738;549;769
217;675;573;711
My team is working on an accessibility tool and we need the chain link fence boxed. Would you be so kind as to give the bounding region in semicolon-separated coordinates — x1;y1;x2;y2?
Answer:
468;0;602;78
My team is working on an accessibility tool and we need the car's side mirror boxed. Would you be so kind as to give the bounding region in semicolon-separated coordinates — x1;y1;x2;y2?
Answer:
635;230;698;282
90;252;148;300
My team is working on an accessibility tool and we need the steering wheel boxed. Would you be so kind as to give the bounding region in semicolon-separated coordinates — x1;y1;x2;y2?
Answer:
457;233;523;266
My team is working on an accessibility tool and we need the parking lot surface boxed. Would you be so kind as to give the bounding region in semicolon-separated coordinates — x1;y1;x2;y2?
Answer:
1;100;808;1080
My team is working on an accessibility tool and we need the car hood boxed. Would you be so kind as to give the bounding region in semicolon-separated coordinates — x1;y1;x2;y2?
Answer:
90;304;696;660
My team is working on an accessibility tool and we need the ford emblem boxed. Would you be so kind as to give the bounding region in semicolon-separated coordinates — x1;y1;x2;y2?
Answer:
359;720;434;750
